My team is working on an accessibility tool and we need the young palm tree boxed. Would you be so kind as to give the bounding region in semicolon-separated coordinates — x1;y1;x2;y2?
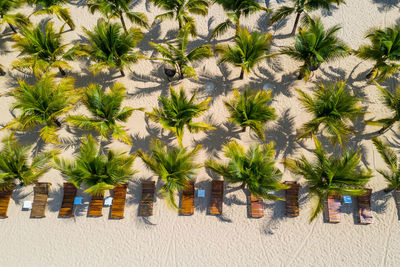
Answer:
87;0;149;33
147;86;214;147
149;25;213;79
284;136;372;222
67;82;143;145
224;87;277;140
6;74;79;144
280;16;350;81
137;139;202;209
0;0;30;33
75;19;143;77
150;0;208;37
355;26;400;82
211;0;269;39
28;0;75;30
296;80;365;146
206;141;287;199
269;0;344;36
54;134;137;196
215;27;273;79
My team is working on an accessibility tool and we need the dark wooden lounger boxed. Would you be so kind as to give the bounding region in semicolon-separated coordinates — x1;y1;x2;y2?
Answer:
59;182;77;218
209;180;224;215
0;184;15;218
250;193;264;218
358;188;373;224
30;182;51;218
285;181;300;217
140;181;155;216
181;181;194;215
327;193;341;223
88;194;104;217
110;184;128;219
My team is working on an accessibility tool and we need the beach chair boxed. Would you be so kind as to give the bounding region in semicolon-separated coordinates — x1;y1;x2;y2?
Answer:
88;194;104;217
285;181;300;217
0;184;15;218
327;193;341;223
110;184;128;219
181;181;194;215
140;181;155;216
30;182;51;218
250;193;264;218
59;182;78;218
358;189;373;224
209;180;224;215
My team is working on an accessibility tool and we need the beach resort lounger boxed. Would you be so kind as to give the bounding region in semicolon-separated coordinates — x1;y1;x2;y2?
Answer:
358;189;373;224
110;184;128;219
209;180;224;215
327;193;341;223
59;182;78;218
88;194;104;217
140;181;155;216
285;181;300;217
30;182;51;218
181;181;194;215
250;193;264;218
0;184;15;218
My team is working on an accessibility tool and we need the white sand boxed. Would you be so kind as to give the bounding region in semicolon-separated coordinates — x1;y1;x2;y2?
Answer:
1;0;400;266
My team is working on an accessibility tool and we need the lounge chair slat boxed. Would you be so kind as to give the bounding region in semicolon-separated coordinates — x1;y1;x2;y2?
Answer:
358;188;373;224
30;182;51;218
140;181;155;216
88;195;104;217
110;184;128;219
209;180;224;215
285;181;300;217
250;193;264;218
327;193;341;223
181;181;194;215
0;184;15;218
59;183;77;218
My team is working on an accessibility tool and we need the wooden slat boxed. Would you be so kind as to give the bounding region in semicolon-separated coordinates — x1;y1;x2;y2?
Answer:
209;180;224;215
285;181;300;217
327;193;341;223
140;181;155;216
358;189;373;224
30;182;51;218
181;181;194;215
110;184;128;219
250;193;264;218
59;183;77;218
88;194;103;217
0;184;15;218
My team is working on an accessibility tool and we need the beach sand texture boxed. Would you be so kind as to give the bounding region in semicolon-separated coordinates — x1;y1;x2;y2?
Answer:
1;0;400;266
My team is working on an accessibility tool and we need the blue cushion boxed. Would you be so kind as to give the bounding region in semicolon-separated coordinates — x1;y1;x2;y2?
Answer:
198;190;205;197
74;197;83;205
343;195;352;204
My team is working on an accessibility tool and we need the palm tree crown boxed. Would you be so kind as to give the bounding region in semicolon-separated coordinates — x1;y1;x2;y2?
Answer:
28;0;75;30
0;0;30;33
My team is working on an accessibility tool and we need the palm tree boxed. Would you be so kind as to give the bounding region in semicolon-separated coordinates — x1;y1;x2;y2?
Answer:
355;26;400;82
150;0;208;37
0;134;57;190
67;82;143;145
149;25;213;79
280;16;350;81
75;19;143;77
87;0;149;33
224;87;277;140
283;136;372;222
211;0;270;39
54;134;137;196
215;27;273;79
269;0;344;36
296;80;365;146
28;0;75;30
137;139;202;209
206;140;288;199
6;74;79;144
0;0;30;33
147;86;214;147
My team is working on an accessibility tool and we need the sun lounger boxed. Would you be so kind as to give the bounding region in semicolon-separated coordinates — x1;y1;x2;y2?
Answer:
395;189;400;214
110;184;128;219
181;181;194;215
59;182;78;218
358;189;373;224
209;180;224;215
30;182;51;218
0;184;15;218
140;181;155;216
285;181;300;217
327;193;341;223
250;193;264;218
88;194;104;217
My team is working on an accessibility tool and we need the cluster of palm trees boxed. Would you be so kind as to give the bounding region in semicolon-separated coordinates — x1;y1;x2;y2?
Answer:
1;0;400;222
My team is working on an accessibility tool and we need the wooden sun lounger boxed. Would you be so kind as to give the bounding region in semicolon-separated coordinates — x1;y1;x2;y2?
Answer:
285;181;300;217
88;194;104;217
358;189;373;224
327;193;341;223
30;182;51;218
250;193;264;218
140;181;155;216
181;181;194;215
209;180;224;215
0;184;15;218
110;184;128;219
59;182;77;218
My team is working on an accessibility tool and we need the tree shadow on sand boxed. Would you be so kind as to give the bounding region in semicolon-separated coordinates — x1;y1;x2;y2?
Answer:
372;0;400;12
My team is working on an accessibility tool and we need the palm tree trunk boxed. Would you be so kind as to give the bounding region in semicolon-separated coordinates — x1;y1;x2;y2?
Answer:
178;65;184;79
235;22;240;36
120;11;128;33
377;125;392;135
241;127;246;132
239;69;244;79
291;12;302;36
58;67;66;76
120;69;125;77
54;119;62;127
8;23;17;33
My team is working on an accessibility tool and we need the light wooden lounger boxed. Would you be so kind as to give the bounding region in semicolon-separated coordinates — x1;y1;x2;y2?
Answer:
181;181;194;215
285;181;300;217
250;193;264;218
358;188;373;224
209;180;224;215
327;193;341;223
59;182;77;218
0;184;15;218
88;194;104;217
140;181;155;216
30;182;51;218
110;184;128;219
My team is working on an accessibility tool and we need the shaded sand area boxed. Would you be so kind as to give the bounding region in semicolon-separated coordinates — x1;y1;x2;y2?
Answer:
1;0;400;266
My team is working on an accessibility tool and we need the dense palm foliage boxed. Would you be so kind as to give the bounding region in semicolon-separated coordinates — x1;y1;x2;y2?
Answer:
55;135;137;196
149;25;213;79
137;139;202;209
215;27;273;79
68;82;143;145
0;0;30;33
28;0;75;30
147;86;214;147
6;74;79;144
206;141;287;199
296;80;364;146
355;26;400;82
284;136;372;222
280;16;350;81
269;0;344;35
224;87;276;140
